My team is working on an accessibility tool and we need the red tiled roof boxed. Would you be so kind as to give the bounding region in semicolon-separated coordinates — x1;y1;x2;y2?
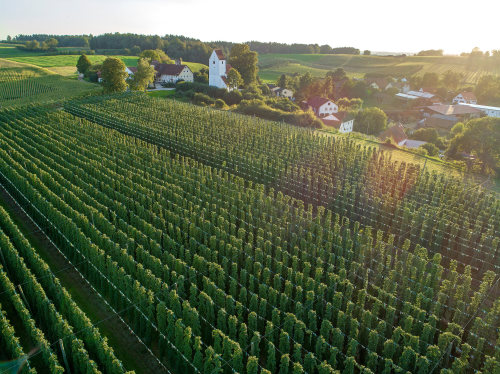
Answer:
307;96;333;109
321;112;350;129
379;124;407;144
458;92;477;101
214;49;226;60
155;64;189;77
426;104;481;116
127;67;137;73
226;63;232;74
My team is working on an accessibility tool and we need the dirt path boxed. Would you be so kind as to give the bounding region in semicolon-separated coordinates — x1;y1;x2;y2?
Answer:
0;185;167;374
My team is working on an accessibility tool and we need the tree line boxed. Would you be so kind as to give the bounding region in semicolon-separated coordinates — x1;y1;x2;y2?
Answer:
8;33;360;63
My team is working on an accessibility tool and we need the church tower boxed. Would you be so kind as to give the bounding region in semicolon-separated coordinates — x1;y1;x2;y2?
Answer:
209;49;228;89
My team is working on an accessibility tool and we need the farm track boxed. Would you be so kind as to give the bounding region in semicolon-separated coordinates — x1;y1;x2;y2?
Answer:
0;184;167;374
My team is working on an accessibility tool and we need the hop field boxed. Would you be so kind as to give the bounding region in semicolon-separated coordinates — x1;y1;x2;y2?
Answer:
0;96;497;373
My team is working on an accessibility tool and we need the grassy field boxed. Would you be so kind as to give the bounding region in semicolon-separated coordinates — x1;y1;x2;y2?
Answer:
258;53;500;84
0;43;208;76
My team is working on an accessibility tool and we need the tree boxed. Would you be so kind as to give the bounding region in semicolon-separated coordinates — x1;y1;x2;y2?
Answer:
421;72;439;89
45;38;58;50
420;143;439;157
101;57;128;93
475;75;500;104
446;117;500;174
326;68;347;82
450;122;465;137
6;35;12;42
441;70;463;90
25;40;40;50
140;49;172;63
226;68;243;90
411;128;439;143
354;107;388;135
277;74;289;89
363;50;371;55
229;44;258;86
417;49;443;56
76;54;92;75
131;45;142;55
130;58;156;91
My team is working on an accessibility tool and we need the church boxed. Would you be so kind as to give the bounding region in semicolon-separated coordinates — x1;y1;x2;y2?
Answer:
209;49;231;90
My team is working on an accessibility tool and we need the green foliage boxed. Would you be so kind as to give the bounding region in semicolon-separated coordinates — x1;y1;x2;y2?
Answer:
101;57;128;93
1;93;498;374
354;107;388;135
446;117;500;174
420;142;439;157
227;68;243;89
130;58;156;91
229;44;259;86
76;54;92;74
140;49;172;63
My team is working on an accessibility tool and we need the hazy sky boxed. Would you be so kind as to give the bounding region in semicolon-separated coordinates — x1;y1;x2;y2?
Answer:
1;0;498;54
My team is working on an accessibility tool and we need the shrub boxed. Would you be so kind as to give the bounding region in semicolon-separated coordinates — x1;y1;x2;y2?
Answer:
193;92;214;106
223;90;243;106
214;99;227;109
420;143;439;157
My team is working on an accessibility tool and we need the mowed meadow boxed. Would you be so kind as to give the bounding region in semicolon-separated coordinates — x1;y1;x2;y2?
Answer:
0;44;207;76
258;53;500;83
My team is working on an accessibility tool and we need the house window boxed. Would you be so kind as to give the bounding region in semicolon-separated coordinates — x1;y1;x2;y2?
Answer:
213;61;215;64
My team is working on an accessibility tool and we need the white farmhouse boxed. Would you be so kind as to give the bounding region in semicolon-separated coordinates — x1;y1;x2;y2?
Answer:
155;63;193;84
321;113;354;133
125;67;137;76
453;92;477;105
306;97;338;117
275;88;294;100
209;49;231;90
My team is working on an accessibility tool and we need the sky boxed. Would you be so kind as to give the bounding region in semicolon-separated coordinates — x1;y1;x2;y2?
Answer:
1;0;499;54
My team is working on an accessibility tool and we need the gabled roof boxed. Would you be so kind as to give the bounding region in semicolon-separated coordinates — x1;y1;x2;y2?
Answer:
426;104;481;116
379;124;407;145
156;64;190;77
456;92;477;101
226;63;232;74
321;111;351;128
127;67;137;73
214;49;226;60
366;78;390;89
307;96;334;109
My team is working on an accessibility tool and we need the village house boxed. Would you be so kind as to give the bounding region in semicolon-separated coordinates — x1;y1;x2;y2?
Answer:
305;96;338;117
379;124;427;149
420;104;482;129
321;112;354;133
366;77;393;91
209;49;232;90
274;87;294;100
155;63;193;84
458;103;500;118
452;92;477;105
125;67;137;76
